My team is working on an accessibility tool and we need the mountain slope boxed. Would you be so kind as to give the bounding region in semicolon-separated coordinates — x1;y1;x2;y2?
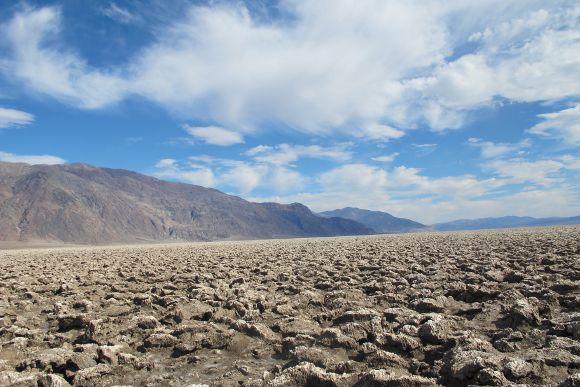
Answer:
432;215;580;231
319;207;427;233
0;162;373;244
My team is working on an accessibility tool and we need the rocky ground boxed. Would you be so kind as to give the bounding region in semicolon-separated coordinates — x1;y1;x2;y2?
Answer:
0;227;578;386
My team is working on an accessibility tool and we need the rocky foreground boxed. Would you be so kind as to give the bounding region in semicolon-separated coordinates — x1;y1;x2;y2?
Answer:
0;227;579;386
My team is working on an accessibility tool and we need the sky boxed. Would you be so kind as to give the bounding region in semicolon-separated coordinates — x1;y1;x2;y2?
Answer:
0;0;579;224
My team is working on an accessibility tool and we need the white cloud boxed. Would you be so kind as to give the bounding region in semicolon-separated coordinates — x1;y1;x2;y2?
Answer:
372;152;399;162
153;155;306;194
412;143;437;156
359;124;405;142
485;158;565;186
2;6;127;109
3;3;579;133
402;4;580;130
528;104;580;145
153;159;216;187
560;154;580;170
468;137;531;158
221;164;265;193
423;54;496;110
183;125;244;146
390;165;504;198
0;107;34;128
155;158;177;168
246;143;352;165
319;164;389;191
0;150;65;165
101;3;141;24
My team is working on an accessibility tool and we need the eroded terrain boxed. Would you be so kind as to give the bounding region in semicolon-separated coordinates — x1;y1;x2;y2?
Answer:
0;227;579;386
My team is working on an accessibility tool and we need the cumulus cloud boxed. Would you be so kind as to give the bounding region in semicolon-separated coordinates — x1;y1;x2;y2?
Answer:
0;107;34;128
0;150;65;165
528;104;580;145
4;2;578;134
153;158;216;187
468;138;531;158
319;164;389;191
372;152;399;162
183;125;244;146
358;124;405;142
246;143;352;165
485;158;565;186
153;155;306;194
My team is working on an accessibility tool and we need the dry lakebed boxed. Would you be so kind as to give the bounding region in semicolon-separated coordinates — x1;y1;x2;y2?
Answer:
0;227;579;386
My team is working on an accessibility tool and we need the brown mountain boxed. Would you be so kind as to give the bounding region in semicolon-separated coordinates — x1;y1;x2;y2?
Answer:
0;162;372;245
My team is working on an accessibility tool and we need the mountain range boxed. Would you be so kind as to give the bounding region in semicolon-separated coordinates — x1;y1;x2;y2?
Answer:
319;207;427;233
1;161;578;246
320;207;579;232
431;215;580;231
0;162;372;245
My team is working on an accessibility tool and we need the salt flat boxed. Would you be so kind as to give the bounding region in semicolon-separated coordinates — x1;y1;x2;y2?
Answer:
0;227;579;386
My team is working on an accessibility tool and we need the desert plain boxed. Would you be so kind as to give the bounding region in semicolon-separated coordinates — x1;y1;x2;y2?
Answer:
0;227;578;386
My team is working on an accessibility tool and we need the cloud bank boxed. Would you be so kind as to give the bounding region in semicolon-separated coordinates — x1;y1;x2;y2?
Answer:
2;2;579;137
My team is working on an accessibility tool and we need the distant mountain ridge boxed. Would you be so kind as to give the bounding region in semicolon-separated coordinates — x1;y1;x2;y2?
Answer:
432;215;580;231
318;207;580;233
319;207;427;233
0;162;373;245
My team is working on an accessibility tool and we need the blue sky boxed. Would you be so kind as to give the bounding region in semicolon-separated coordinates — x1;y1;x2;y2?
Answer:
0;0;579;223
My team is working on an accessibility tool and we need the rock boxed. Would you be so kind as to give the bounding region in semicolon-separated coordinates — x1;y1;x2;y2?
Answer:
274;318;322;337
541;349;580;367
85;319;120;345
556;374;580;387
282;335;317;354
444;349;502;382
57;314;90;331
173;342;199;357
267;362;353;386
117;353;152;371
364;349;408;368
0;371;38;386
73;364;111;386
143;333;178;348
334;309;381;324
413;296;448;313
132;315;159;329
231;320;279;342
19;348;96;374
378;333;421;353
383;308;423;326
503;358;533;380
289;346;335;369
355;369;438;386
317;328;358;349
339;323;370;343
37;374;71;387
507;298;541;327
418;315;453;345
477;368;509;386
96;345;124;365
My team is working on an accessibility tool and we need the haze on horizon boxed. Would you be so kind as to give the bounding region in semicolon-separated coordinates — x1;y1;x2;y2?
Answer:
0;0;579;224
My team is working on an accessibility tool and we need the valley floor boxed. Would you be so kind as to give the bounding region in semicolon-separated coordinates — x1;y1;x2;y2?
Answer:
0;227;579;386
